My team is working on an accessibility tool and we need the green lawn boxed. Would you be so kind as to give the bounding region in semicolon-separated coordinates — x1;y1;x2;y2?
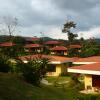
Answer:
0;73;100;100
45;76;71;83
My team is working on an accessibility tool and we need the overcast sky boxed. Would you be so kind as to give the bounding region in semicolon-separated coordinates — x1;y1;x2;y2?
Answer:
0;0;100;39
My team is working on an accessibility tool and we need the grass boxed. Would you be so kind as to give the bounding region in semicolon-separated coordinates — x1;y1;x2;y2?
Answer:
45;76;70;83
0;73;100;100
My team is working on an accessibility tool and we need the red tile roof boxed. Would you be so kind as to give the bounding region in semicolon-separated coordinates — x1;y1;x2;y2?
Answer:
25;37;40;41
69;63;100;71
24;44;41;48
45;41;61;45
73;56;100;62
0;42;15;47
31;37;40;41
19;54;73;63
69;45;82;48
51;46;67;51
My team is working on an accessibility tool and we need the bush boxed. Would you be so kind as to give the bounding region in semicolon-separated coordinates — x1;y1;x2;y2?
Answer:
67;48;80;57
68;74;81;88
16;57;49;86
80;48;96;57
9;62;18;73
77;95;98;100
0;55;11;73
75;82;84;90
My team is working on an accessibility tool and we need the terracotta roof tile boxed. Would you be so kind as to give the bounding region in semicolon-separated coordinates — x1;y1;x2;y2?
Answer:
51;46;67;51
45;41;61;45
24;44;41;48
25;37;40;41
73;56;100;62
19;54;73;63
0;42;15;47
69;63;100;71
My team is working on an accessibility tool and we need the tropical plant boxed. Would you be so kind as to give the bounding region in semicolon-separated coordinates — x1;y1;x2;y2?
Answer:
16;57;49;86
67;48;80;57
0;54;11;72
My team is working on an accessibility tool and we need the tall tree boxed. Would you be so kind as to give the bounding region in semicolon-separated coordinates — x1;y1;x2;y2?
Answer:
0;17;19;58
62;20;77;44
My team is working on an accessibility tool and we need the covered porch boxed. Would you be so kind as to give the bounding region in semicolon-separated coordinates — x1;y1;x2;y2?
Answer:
68;63;100;92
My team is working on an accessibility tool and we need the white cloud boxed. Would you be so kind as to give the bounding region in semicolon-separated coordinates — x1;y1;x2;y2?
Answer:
45;26;100;40
78;27;100;39
31;0;51;11
45;27;67;39
0;0;100;39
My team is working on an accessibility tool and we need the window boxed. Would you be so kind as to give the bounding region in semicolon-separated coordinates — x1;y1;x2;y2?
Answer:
47;64;56;72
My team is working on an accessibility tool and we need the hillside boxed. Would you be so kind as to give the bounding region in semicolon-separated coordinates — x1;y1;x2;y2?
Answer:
0;73;100;100
0;35;100;44
95;39;100;44
0;73;72;100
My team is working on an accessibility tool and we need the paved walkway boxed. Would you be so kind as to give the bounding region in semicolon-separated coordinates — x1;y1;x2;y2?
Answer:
80;90;98;94
41;79;69;85
41;79;53;85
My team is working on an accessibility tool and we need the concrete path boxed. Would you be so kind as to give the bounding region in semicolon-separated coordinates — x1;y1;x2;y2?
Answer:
41;79;53;85
41;79;69;85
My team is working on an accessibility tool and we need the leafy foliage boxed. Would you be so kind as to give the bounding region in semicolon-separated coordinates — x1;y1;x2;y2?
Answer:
0;54;11;72
62;21;76;33
67;48;80;57
16;57;49;86
62;20;78;44
80;48;96;57
12;36;26;45
0;46;19;58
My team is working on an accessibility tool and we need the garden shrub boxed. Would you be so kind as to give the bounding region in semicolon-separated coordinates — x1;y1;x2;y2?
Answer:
16;57;49;86
77;95;98;100
80;47;96;57
0;56;11;73
68;74;81;88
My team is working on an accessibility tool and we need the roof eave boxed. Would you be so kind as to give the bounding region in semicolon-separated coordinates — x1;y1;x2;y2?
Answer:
23;60;72;65
68;68;100;75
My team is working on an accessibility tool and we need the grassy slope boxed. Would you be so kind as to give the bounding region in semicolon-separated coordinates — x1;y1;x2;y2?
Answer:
0;73;100;100
45;76;70;83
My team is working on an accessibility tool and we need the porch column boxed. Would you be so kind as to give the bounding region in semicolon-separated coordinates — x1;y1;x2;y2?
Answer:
56;65;61;76
84;74;92;90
